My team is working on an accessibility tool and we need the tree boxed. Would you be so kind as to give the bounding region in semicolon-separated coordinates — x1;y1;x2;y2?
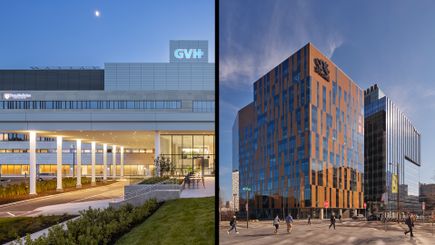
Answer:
154;155;175;177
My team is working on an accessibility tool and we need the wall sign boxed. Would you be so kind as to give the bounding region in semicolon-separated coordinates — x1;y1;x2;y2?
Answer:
174;49;204;59
3;93;32;100
314;58;330;81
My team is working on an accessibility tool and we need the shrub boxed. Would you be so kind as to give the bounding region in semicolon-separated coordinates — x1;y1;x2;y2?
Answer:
15;199;159;245
0;177;92;199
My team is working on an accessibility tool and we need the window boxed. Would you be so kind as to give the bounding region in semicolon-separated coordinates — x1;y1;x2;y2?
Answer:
0;100;182;110
193;100;215;112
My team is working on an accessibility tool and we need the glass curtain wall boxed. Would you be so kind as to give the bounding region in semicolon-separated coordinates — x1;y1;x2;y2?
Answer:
160;134;215;176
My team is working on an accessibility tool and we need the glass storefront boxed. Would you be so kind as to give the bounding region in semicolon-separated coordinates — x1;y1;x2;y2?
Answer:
160;134;215;176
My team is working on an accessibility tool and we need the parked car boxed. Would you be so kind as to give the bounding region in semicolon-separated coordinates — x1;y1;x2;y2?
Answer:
352;214;365;220
37;173;56;181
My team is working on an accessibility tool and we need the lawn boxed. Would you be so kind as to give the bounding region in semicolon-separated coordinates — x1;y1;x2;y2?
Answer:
115;197;215;245
0;214;74;244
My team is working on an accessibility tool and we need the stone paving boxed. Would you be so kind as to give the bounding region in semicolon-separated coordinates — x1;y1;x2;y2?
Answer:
220;219;435;245
180;177;215;198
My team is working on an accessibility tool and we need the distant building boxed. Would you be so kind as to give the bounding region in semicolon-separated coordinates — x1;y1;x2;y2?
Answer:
420;183;435;211
232;170;240;211
364;84;421;215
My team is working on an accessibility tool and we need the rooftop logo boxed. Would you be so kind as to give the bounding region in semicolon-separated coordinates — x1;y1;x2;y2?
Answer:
3;93;32;100
174;49;204;59
314;58;330;82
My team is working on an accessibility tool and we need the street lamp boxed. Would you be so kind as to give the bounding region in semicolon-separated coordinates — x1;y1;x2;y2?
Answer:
242;186;251;228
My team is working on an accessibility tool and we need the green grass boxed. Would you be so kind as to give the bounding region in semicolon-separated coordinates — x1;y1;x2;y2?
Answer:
115;197;215;245
0;214;74;244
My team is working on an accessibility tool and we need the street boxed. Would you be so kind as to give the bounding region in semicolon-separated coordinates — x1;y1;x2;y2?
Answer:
220;220;435;245
0;181;126;217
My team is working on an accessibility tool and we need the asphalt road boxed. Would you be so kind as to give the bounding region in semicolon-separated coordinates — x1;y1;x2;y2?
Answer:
0;181;126;217
220;219;435;245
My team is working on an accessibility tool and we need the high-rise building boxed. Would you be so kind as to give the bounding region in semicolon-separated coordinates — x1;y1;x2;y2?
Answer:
235;43;364;219
364;84;421;215
232;170;240;211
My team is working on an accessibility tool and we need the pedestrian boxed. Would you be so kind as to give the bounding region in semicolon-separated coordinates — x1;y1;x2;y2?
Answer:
285;214;294;233
307;214;311;225
227;215;239;234
273;215;280;234
404;213;414;237
338;214;342;223
329;213;336;230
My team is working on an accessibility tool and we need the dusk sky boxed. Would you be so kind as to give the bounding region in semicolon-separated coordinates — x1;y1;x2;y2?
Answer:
220;0;435;201
0;0;214;67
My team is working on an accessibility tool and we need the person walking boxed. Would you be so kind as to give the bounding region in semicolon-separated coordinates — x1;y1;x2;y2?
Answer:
285;214;294;233
329;213;336;230
404;213;414;237
227;215;239;235
307;214;312;225
273;215;280;234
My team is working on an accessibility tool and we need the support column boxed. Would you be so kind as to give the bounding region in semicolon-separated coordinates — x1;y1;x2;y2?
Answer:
120;146;124;179
91;142;96;186
29;131;37;195
76;139;82;188
56;136;63;192
339;209;343;218
320;208;324;220
154;131;160;177
103;144;107;182
112;145;117;180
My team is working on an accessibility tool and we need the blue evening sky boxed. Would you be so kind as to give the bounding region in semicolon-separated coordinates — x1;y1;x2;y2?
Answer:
220;0;435;201
0;0;214;68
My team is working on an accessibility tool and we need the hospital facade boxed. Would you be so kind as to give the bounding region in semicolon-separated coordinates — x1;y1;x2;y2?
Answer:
0;40;215;195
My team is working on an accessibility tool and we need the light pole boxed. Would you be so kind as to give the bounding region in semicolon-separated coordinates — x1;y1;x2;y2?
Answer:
242;186;251;228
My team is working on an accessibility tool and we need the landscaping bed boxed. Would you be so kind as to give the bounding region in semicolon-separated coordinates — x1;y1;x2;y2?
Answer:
17;199;160;244
0;177;110;205
138;176;183;185
0;214;74;244
115;197;215;245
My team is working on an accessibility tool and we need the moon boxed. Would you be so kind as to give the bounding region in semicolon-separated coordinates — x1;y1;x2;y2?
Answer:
95;10;100;17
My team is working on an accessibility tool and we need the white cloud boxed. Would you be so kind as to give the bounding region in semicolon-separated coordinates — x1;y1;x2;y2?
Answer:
220;1;345;88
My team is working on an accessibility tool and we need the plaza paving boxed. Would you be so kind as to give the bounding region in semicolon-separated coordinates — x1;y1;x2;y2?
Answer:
220;219;435;245
180;176;215;198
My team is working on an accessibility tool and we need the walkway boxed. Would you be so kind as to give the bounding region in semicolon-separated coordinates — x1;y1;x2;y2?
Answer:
0;181;126;217
180;177;215;198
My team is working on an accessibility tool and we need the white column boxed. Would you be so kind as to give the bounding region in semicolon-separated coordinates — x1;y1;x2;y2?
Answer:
56;136;63;191
112;145;117;180
320;208;324;220
76;139;82;188
154;131;160;177
103;144;107;182
29;131;37;195
91;142;96;186
120;146;124;178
